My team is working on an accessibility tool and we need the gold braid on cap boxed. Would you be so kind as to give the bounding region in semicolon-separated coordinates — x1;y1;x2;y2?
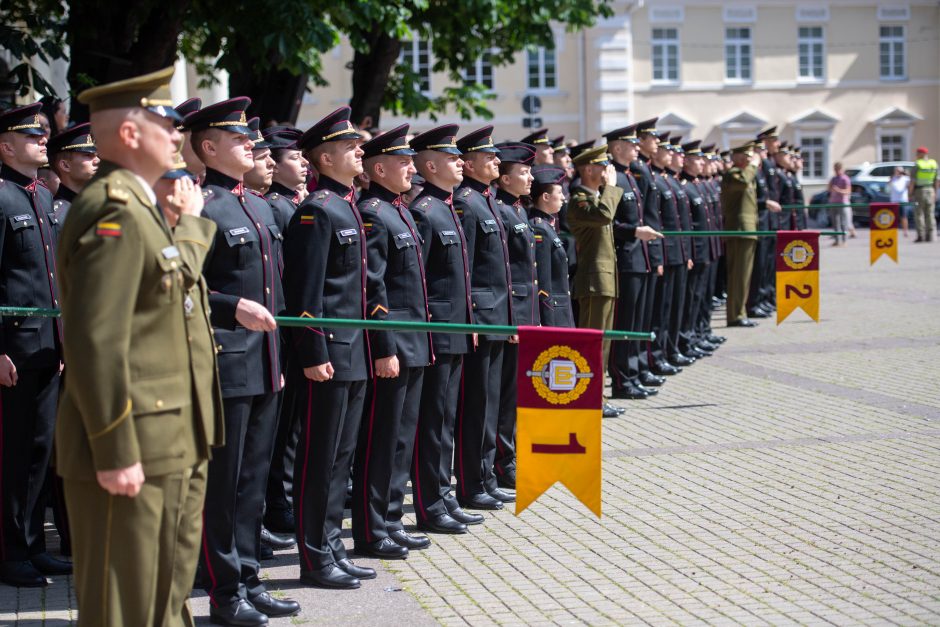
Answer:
467;142;495;151
321;122;356;141
380;144;411;153
426;142;457;149
210;112;249;128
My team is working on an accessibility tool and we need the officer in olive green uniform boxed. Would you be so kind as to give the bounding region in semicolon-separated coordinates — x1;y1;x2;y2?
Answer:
56;67;220;627
720;143;761;328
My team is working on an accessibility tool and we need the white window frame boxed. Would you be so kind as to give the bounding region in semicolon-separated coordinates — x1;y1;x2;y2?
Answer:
797;26;825;83
651;27;680;84
463;49;495;91
877;133;907;162
879;25;906;81
526;45;558;93
795;133;829;184
400;36;432;95
725;27;752;83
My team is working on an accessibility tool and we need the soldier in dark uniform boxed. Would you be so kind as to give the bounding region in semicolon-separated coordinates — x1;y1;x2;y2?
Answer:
773;146;796;229
47;122;99;225
453;126;511;511
551;136;573;180
186;98;299;624
790;147;808;229
678;141;719;359
605;125;655;399
664;136;695;367
749;127;783;318
521;128;553;166
175;97;205;182
261;124;307;538
283;107;371;590
528;166;575;328
407;127;479;519
0;103;72;587
492;142;540;491
351;124;437;560
244;117;275;196
630;119;671;385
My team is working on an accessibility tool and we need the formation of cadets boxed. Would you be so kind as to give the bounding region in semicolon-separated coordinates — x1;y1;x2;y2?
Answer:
0;65;811;626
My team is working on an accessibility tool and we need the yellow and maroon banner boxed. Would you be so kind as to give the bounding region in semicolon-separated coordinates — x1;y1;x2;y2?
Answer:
870;203;899;265
516;326;603;517
776;231;820;324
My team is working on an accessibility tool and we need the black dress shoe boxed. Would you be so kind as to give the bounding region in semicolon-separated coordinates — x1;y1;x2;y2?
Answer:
496;470;516;489
30;552;72;576
209;598;268;626
336;558;376;580
263;509;295;535
696;341;718;352
707;335;726;344
639;372;665;386
390;529;431;549
417;513;468;534
669;354;695;366
636;384;659;396
610;386;648;400
458;492;503;510
448;508;484;525
728;318;759;328
651;363;680;376
354;537;409;559
488;488;516;503
300;563;360;590
747;307;771;318
602;403;620;418
686;347;711;359
248;591;300;618
0;560;47;587
261;527;296;550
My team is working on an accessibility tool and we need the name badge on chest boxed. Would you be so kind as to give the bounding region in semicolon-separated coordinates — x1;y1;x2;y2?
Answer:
162;245;180;259
229;226;250;236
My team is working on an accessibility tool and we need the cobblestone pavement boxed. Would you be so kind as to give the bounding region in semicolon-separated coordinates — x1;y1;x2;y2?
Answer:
3;232;939;625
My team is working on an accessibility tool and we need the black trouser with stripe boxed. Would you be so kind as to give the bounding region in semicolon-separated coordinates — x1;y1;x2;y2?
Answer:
609;272;648;391
293;378;365;571
1;366;58;562
411;355;463;521
650;265;679;367
638;272;659;377
265;371;299;524
352;367;424;543
455;340;503;498
667;264;689;358
680;262;709;352
200;392;279;604
492;343;518;487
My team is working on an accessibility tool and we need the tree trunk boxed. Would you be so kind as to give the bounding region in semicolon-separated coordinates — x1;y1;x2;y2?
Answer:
349;28;401;131
66;0;187;122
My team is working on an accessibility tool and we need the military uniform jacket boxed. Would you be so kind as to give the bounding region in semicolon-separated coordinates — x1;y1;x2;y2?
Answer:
568;184;619;299
666;173;692;263
629;156;664;267
495;189;539;327
704;177;723;259
201;169;284;398
172;214;225;454
0;164;61;370
651;167;684;266
56;162;204;479
410;183;472;355
791;173;807;229
265;181;299;235
359;184;431;368
283;175;369;380
612;163;650;273
455;178;512;342
721;164;759;239
53;184;77;229
529;209;574;328
681;174;711;264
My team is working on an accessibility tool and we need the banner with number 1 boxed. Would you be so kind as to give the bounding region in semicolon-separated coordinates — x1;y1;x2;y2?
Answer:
776;231;820;324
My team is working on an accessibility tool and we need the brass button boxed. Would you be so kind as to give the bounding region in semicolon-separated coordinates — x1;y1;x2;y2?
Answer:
155;399;164;409
188;336;193;343
170;261;178;269
256;222;261;229
265;287;271;294
240;237;246;243
328;333;334;339
263;254;268;261
217;344;222;351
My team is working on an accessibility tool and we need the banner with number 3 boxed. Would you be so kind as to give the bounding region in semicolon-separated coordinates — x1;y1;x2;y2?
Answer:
776;231;820;324
870;203;899;265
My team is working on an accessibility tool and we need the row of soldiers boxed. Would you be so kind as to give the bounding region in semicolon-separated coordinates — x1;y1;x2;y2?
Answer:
0;64;810;626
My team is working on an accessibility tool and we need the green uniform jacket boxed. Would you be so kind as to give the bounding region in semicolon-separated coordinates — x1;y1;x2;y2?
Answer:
173;214;225;455
55;162;212;480
720;164;759;240
568;184;621;299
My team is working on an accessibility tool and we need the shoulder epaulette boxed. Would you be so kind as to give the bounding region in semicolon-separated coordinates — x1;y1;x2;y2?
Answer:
461;188;471;197
248;189;263;197
269;192;280;201
106;183;130;204
315;190;330;201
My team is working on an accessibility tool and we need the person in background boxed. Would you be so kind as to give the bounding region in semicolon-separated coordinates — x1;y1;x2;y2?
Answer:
910;146;938;243
827;162;853;245
889;166;911;237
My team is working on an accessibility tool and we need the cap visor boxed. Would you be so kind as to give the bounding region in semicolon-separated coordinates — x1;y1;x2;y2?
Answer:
147;105;184;123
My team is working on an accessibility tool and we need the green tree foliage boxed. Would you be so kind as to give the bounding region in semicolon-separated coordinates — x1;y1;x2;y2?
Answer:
0;0;68;101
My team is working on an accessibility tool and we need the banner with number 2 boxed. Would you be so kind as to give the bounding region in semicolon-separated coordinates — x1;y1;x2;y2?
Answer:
776;231;820;324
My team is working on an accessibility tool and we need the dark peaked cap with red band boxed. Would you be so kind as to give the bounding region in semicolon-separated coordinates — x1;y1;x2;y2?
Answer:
411;124;461;154
0;103;46;136
494;142;536;165
183;97;252;135
457;125;500;154
298;106;361;151
361;124;417;159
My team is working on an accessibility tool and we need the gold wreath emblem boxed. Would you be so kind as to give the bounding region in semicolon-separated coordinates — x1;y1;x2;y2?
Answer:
874;208;896;229
781;239;815;270
527;345;593;405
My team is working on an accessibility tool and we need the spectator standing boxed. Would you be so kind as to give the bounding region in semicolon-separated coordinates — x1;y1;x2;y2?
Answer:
889;167;911;237
827;162;853;245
